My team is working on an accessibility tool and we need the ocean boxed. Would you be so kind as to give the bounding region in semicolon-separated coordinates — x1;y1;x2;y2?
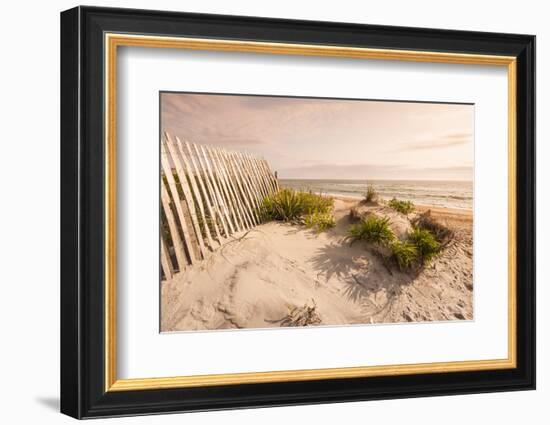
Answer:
279;179;473;210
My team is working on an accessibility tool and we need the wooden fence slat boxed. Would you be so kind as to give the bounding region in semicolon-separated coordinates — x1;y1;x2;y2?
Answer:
218;148;252;229
252;154;271;198
164;134;208;260
161;146;197;264
247;153;269;199
223;147;255;229
175;136;216;250
237;153;263;204
227;148;257;227
208;146;244;232
214;147;252;229
160;233;174;280
261;157;277;194
269;159;280;192
189;141;227;240
218;148;251;231
244;152;268;215
233;152;262;217
259;157;275;195
222;148;257;226
236;153;263;208
193;143;229;237
231;152;261;223
183;140;222;244
258;158;274;194
262;159;278;193
200;144;235;235
251;155;269;196
160;180;188;270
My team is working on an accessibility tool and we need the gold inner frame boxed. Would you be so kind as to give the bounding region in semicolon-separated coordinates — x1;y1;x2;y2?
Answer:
104;33;517;392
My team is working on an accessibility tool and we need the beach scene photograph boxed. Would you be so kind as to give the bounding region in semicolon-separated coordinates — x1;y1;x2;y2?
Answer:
159;92;474;332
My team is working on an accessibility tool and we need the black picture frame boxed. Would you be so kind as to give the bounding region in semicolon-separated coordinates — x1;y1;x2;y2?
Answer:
60;5;535;419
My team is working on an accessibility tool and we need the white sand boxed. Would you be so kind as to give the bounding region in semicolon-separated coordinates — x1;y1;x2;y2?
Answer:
161;198;473;332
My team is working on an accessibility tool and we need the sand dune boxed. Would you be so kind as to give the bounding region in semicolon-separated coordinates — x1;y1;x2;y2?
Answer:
161;198;473;332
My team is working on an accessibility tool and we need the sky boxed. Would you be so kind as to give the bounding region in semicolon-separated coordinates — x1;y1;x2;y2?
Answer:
161;92;474;181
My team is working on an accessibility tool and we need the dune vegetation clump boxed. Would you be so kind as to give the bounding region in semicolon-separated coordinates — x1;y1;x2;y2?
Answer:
261;188;303;221
300;191;334;215
407;227;440;264
411;210;454;245
389;240;419;270
304;211;336;233
388;198;415;214
261;189;334;231
348;209;445;271
364;185;378;203
348;215;395;246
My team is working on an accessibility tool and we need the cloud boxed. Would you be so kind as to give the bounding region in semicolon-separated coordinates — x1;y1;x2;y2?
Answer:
277;163;473;180
397;132;473;151
278;163;404;179
445;132;473;140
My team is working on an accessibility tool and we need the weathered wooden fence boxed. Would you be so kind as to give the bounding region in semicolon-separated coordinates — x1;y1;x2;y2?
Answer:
160;132;279;280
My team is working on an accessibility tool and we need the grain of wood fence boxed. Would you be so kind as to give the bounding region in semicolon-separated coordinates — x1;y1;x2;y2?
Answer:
160;132;279;280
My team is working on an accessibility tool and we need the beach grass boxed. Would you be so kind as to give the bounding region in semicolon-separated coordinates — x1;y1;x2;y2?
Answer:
303;211;336;232
411;210;454;244
389;240;419;270
261;188;334;226
348;216;394;245
364;185;378;203
408;227;440;264
388;198;415;214
347;208;444;270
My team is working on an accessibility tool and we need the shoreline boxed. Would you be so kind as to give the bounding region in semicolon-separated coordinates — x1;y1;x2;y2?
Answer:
326;194;473;220
285;191;473;213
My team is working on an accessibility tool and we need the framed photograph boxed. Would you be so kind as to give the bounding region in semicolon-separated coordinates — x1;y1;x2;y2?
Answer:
60;6;535;419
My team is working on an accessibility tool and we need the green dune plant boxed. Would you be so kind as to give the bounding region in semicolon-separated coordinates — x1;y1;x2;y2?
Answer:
299;191;334;215
347;214;445;271
261;188;304;221
364;185;378;203
261;189;334;229
411;210;454;244
304;211;336;232
389;240;419;270
348;216;394;246
407;227;440;264
388;198;415;214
